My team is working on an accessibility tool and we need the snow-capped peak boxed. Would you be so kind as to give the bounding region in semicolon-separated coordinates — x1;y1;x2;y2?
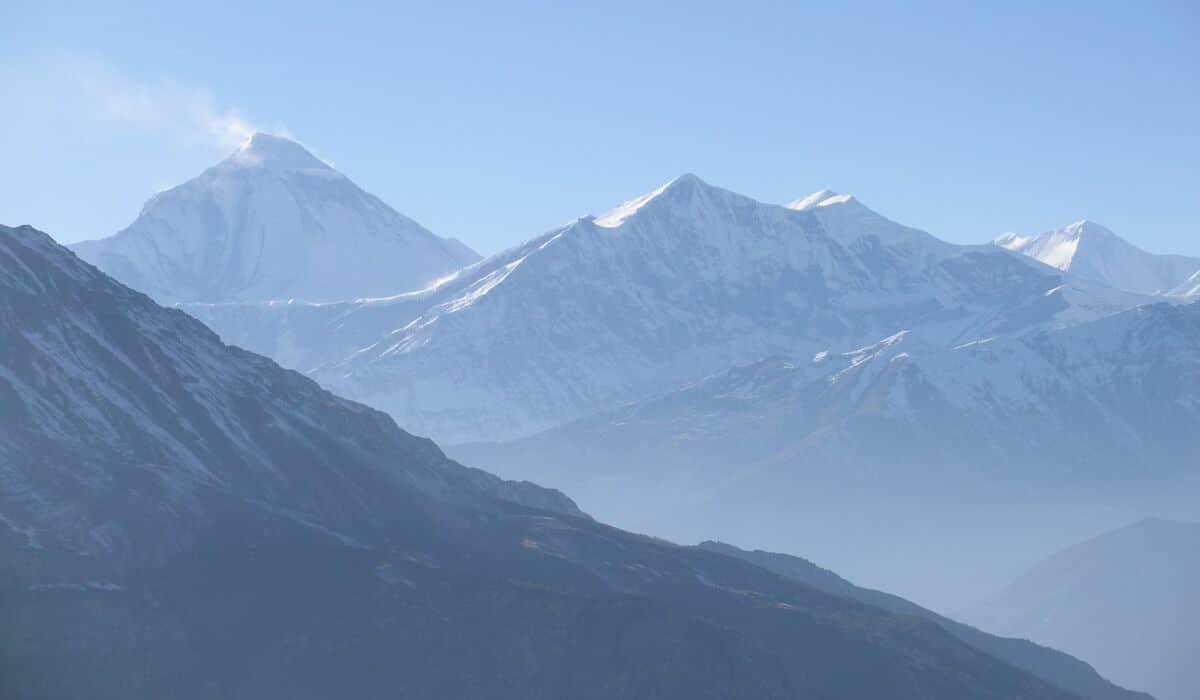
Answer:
995;219;1132;266
229;132;333;172
994;220;1200;295
786;189;854;211
994;220;1115;264
69;132;480;304
993;223;1086;271
594;173;705;228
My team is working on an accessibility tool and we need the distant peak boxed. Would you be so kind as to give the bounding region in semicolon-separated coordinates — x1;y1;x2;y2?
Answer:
1049;220;1125;247
786;190;855;211
996;220;1119;249
229;132;332;171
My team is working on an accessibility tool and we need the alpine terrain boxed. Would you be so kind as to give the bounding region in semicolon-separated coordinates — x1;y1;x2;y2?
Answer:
1;223;1137;699
186;176;1146;445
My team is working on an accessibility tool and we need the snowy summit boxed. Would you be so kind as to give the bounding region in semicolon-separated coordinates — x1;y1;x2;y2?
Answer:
230;132;336;171
994;219;1200;296
70;133;480;304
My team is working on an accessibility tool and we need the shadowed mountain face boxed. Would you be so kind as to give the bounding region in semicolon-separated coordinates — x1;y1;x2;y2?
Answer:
0;223;574;578
0;224;1108;699
70;133;479;304
966;518;1200;700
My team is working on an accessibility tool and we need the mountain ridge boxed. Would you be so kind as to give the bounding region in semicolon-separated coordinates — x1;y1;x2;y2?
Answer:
187;174;1146;444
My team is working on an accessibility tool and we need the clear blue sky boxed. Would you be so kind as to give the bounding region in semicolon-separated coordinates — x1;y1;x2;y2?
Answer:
2;1;1197;256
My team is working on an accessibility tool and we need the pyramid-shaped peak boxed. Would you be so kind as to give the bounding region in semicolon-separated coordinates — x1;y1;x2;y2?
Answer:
69;131;480;304
230;132;332;171
997;220;1118;251
992;218;1200;294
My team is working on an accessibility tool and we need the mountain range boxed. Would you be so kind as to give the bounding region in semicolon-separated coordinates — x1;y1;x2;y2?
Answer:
157;151;1196;611
187;171;1149;445
10;132;1198;697
0;222;1136;700
71;134;479;304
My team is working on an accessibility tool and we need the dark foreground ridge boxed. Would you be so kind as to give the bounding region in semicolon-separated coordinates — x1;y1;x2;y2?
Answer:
0;224;1139;699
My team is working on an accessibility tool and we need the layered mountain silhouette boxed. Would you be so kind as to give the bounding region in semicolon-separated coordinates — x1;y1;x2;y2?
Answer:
13;146;1195;699
451;298;1200;603
171;174;1195;614
2;223;1132;699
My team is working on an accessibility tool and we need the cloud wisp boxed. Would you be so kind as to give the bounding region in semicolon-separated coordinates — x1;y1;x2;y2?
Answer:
0;54;292;242
0;54;281;153
63;56;268;150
